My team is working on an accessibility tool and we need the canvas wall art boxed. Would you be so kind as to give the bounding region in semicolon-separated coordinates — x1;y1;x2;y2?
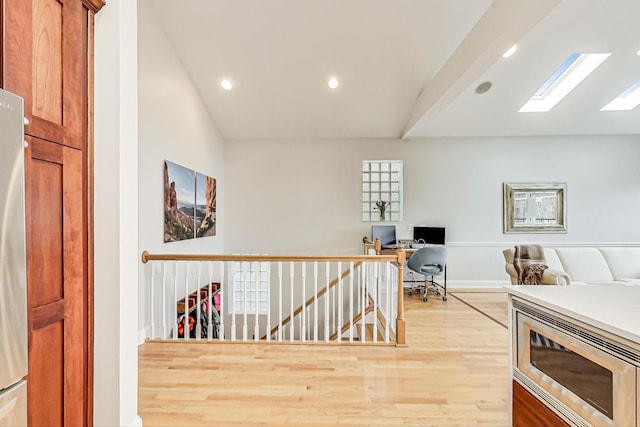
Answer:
195;172;216;238
164;160;217;242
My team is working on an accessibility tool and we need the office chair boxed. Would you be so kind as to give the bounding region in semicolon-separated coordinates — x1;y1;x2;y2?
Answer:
406;246;448;302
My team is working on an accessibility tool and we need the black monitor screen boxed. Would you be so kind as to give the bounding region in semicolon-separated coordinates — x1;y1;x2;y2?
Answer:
371;225;397;247
413;227;445;245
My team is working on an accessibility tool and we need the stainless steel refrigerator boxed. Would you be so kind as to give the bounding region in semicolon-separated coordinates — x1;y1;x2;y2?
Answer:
0;88;28;426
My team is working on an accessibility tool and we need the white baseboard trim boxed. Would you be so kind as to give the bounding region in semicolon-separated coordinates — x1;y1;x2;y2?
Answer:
448;287;506;293
126;415;143;427
138;327;147;346
445;241;640;248
447;280;510;289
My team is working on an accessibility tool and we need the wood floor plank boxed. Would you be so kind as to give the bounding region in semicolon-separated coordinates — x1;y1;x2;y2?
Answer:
139;294;510;426
450;291;509;328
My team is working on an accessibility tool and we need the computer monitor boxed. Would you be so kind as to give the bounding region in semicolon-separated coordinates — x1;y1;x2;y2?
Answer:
413;226;445;245
371;225;397;249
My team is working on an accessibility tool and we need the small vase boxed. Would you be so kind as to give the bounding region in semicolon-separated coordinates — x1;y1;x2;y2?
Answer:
379;210;386;221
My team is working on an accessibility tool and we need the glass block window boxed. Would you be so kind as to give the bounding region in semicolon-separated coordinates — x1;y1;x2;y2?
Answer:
362;160;403;222
232;261;269;314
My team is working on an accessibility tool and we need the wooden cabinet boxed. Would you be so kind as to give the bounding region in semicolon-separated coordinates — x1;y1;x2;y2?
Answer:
513;381;569;427
1;0;104;425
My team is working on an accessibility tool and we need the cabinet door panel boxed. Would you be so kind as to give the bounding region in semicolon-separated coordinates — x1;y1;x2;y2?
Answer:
2;0;33;110
25;136;86;427
33;0;63;125
513;381;569;427
4;0;86;150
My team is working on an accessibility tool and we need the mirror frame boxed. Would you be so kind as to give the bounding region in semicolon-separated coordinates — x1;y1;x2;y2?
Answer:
503;182;567;233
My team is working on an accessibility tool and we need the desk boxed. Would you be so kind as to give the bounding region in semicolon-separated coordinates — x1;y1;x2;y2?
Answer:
379;247;416;257
362;236;416;257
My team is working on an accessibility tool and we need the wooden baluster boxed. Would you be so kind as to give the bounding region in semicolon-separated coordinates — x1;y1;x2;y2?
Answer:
301;263;306;342
254;261;260;342
231;262;237;342
184;263;190;341
313;262;319;342
357;263;361;312
219;261;225;341
373;262;378;343
349;262;354;343
149;261;155;339
361;262;367;344
196;262;202;341
266;261;271;342
173;261;178;340
332;265;336;338
207;262;213;340
289;262;295;342
337;262;342;343
161;262;167;339
306;306;311;339
277;262;282;341
242;261;248;341
385;262;390;343
324;263;330;342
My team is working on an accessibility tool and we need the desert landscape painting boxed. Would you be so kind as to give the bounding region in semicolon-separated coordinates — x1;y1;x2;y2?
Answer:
164;161;216;242
195;172;216;238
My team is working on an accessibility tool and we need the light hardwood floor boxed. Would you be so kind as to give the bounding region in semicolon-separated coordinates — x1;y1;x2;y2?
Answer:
449;291;509;328
139;293;510;426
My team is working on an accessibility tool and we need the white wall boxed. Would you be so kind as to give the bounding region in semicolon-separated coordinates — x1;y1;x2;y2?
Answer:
94;0;141;426
225;135;640;286
137;1;226;340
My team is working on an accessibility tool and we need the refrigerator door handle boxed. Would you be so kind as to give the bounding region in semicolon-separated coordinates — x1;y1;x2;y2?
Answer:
0;397;17;421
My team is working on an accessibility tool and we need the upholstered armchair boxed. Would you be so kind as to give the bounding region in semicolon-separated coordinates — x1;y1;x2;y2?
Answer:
503;247;571;285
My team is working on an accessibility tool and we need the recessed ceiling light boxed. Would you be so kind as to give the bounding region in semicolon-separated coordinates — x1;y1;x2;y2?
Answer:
221;79;233;90
519;53;610;113
502;45;517;58
601;80;640;111
328;77;339;89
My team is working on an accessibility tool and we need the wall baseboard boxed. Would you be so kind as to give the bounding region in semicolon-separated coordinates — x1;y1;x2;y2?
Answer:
446;241;640;248
138;327;147;346
126;415;144;427
446;280;510;289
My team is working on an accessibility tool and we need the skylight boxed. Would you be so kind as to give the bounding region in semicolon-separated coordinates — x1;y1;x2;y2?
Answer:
519;53;610;113
601;80;640;111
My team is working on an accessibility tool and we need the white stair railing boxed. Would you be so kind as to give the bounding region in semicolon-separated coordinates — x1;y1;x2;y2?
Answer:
141;252;406;345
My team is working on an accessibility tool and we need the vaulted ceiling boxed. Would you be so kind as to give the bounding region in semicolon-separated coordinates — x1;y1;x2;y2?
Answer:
147;0;640;140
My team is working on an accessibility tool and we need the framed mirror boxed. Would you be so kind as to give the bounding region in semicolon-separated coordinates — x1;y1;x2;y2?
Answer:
503;182;567;233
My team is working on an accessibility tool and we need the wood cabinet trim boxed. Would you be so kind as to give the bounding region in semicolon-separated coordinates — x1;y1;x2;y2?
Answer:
32;300;65;330
82;0;106;13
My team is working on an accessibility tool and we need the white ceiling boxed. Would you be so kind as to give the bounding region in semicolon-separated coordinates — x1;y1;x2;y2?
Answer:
147;0;640;140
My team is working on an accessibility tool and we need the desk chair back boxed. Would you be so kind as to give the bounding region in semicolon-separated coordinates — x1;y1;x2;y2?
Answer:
406;246;448;302
407;246;447;275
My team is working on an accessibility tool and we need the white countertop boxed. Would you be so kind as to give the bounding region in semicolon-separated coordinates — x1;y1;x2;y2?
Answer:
505;284;640;345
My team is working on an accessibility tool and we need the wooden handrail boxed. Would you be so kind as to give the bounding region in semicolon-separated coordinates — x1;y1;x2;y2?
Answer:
362;236;382;255
262;261;364;339
141;251;396;263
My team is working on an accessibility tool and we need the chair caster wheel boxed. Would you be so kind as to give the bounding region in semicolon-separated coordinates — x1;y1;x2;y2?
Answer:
422;296;428;302
442;296;447;301
408;291;412;296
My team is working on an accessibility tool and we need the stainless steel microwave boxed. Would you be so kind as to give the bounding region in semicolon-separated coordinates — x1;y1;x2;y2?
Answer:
512;300;638;427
